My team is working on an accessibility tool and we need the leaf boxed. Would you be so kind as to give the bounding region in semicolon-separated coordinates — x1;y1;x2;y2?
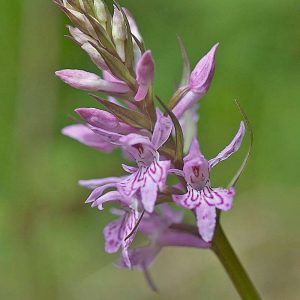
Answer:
91;95;152;130
104;1;113;40
177;35;191;87
156;97;184;168
228;100;254;188
113;1;134;71
131;33;145;54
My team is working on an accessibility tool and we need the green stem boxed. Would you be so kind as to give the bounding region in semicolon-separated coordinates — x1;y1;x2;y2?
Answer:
212;224;262;300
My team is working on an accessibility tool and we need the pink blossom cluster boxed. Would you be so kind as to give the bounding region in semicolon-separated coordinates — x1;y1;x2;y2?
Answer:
54;0;245;281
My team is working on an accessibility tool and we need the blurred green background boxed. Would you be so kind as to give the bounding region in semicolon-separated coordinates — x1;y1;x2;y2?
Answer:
1;0;299;299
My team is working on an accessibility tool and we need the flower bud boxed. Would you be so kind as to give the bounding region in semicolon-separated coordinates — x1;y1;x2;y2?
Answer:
81;43;108;70
172;43;218;118
75;108;136;134
55;69;130;93
189;43;218;93
66;7;98;39
134;51;155;101
68;26;96;45
112;7;127;61
93;0;107;29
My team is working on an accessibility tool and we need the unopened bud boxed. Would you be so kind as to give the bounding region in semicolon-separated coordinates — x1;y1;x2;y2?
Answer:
189;43;218;94
55;69;130;93
94;0;107;28
112;7;127;61
67;7;98;39
75;108;135;134
68;26;96;45
81;43;108;70
172;43;219;118
135;51;155;101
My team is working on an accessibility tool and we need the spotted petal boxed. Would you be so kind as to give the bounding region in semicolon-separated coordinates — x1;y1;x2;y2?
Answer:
201;186;235;211
118;170;143;199
172;186;201;209
209;122;245;169
195;202;217;242
147;160;170;191
104;208;140;263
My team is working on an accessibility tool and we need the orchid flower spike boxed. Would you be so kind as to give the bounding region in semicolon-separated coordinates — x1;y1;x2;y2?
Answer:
173;44;219;118
171;121;245;242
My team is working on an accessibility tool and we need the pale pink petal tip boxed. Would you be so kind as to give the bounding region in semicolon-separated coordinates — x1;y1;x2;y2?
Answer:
134;50;155;101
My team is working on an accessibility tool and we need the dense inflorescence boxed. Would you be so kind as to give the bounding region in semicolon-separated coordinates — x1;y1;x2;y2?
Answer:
54;0;246;285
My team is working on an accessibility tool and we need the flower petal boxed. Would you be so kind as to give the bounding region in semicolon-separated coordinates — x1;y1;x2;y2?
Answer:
88;125;122;143
118;171;143;199
79;177;123;189
168;168;185;177
118;134;155;166
172;187;201;209
189;43;218;94
140;176;158;213
151;110;173;150
209;121;245;169
104;219;123;254
75;108;135;135
122;164;139;174
159;204;184;224
202;186;235;211
118;246;161;269
85;183;117;204
55;69;129;93
195;202;217;242
92;191;130;210
62;124;116;152
104;207;140;267
147;160;170;191
134;51;155;101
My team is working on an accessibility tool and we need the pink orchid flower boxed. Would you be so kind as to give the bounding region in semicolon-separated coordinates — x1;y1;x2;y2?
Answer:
79;110;173;213
117;111;173;212
171;121;245;242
